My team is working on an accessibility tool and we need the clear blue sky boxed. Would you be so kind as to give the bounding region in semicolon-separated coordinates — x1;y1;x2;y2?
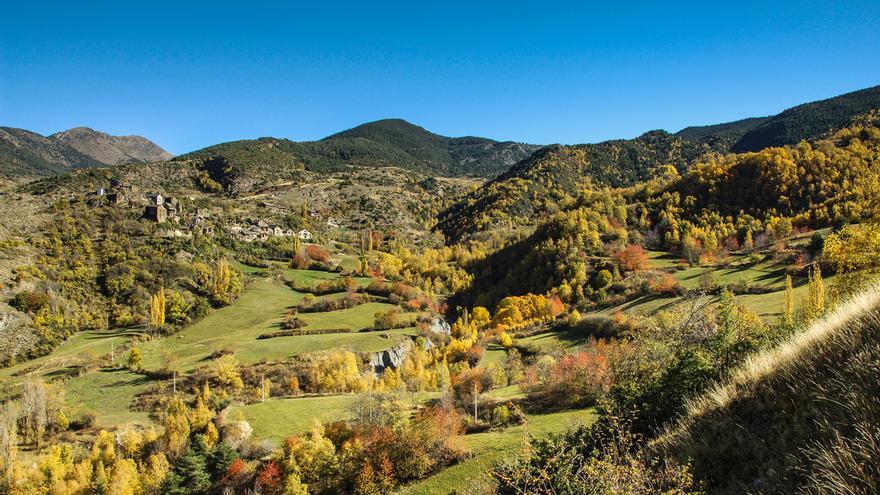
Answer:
2;1;879;154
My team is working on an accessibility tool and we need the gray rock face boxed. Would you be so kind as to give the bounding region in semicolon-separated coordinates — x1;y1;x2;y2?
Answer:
429;316;451;335
369;339;413;374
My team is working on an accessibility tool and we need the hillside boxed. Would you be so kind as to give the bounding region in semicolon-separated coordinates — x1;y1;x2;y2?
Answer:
50;127;172;165
731;84;880;152
0;126;171;177
0;127;105;177
656;286;880;494
326;119;541;177
437;130;709;241
176;119;540;187
675;116;770;151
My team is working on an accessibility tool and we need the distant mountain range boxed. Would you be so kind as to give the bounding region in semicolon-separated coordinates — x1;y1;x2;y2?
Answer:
177;119;541;179
0;126;172;177
3;84;879;182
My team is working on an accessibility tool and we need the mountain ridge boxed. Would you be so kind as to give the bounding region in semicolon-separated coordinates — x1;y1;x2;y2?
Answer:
0;126;172;177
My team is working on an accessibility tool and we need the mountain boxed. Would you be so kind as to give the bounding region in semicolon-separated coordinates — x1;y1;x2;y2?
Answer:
437;130;710;241
50;127;172;165
0;126;172;178
176;119;540;190
675;85;880;153
675;116;770;151
325;119;541;177
730;85;880;152
0;127;105;177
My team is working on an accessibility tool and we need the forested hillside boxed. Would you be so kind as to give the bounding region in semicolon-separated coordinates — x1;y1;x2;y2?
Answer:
731;84;880;152
177;119;540;189
675;116;770;151
437;130;709;242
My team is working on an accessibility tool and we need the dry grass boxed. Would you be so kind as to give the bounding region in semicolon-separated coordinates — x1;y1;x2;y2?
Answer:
654;285;880;494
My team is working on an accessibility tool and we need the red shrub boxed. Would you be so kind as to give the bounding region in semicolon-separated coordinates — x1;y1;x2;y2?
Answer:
255;461;283;494
305;244;330;263
614;244;650;272
290;254;309;269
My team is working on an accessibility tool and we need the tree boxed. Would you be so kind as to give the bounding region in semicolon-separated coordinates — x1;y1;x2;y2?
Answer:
593;270;613;290
743;229;754;251
783;274;794;326
128;347;143;371
212;259;232;297
150;287;166;327
0;402;18;485
163;449;211;495
22;379;48;447
614;244;650;272
804;265;825;322
209;354;244;391
682;235;703;265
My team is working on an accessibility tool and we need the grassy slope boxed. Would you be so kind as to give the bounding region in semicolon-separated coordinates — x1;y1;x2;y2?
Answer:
400;409;596;495
139;277;409;371
64;368;153;426
655;286;880;494
4;269;417;428
230;395;359;443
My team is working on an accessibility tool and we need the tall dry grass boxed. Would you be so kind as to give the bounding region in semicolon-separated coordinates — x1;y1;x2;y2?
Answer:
654;285;880;494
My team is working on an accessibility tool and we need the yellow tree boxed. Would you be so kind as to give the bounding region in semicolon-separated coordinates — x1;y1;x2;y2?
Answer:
212;259;231;297
804;265;825;322
783;274;794;326
150;287;166;327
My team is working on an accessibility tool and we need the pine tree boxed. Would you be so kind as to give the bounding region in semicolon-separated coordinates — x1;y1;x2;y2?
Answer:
92;459;109;495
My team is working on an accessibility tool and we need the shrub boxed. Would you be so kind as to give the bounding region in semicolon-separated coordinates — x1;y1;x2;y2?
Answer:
305;245;330;263
614;244;650;272
374;309;403;330
9;290;50;314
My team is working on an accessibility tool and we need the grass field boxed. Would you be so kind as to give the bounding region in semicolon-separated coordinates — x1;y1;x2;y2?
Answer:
230;394;359;443
4;267;419;428
64;368;154;426
400;408;595;495
0;328;143;384
139;277;412;371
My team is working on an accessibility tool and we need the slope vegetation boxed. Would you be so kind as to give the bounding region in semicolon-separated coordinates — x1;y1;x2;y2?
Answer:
437;130;708;241
656;286;880;494
177;118;540;186
0;127;104;177
731;84;880;152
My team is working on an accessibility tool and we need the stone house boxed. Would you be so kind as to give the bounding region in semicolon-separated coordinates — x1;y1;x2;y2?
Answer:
144;205;167;223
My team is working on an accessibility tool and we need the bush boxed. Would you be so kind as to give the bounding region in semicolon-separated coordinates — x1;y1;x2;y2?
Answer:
305;245;330;263
568;314;630;339
281;314;306;329
374;309;404;330
257;328;349;339
9;290;50;314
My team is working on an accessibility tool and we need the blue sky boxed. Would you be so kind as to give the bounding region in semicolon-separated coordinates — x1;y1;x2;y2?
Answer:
1;1;879;154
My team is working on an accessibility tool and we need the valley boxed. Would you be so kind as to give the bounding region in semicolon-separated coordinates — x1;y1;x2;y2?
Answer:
0;84;879;495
